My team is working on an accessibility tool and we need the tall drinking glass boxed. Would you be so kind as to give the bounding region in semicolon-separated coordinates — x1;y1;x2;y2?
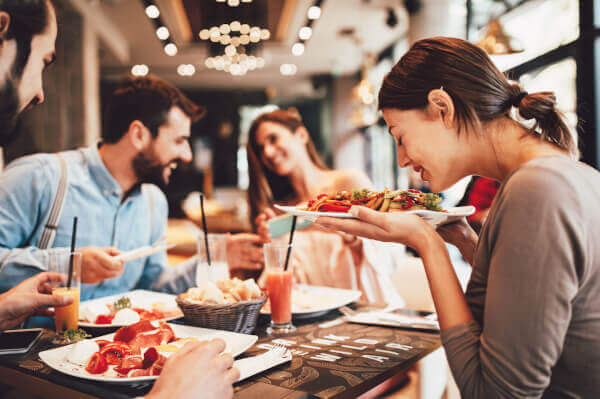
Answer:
264;243;295;335
49;249;81;341
195;232;229;286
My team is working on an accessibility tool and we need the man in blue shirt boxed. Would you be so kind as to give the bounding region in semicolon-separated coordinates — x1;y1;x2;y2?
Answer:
0;2;239;397
0;75;203;300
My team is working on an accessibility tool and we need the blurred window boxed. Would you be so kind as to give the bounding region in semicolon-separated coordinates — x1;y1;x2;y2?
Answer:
488;0;579;71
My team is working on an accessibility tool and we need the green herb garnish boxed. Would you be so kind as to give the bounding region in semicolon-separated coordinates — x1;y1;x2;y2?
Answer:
422;193;443;211
63;328;91;341
113;296;132;311
351;188;371;200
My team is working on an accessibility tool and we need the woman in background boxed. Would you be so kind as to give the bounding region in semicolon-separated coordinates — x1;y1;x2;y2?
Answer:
318;37;600;398
246;109;404;305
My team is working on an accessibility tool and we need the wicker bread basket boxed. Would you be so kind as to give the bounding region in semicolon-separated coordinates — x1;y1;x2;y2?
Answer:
176;294;267;334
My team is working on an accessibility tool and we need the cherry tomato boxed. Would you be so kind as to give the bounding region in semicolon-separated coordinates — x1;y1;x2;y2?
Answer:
85;352;108;374
95;314;114;325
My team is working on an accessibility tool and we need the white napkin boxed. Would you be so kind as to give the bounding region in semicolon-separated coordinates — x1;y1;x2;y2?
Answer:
113;243;175;263
347;310;440;331
234;349;292;382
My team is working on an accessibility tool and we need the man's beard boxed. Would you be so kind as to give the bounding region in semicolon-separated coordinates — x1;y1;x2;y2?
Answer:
0;76;21;146
132;148;175;190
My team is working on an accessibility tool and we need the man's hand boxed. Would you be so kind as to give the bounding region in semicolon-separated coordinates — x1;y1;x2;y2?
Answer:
226;234;264;272
79;247;124;284
0;273;74;330
146;339;239;399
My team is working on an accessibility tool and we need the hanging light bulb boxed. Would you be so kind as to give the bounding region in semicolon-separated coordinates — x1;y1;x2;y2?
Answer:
225;44;237;57
164;43;178;56
145;5;159;19
260;29;270;40
131;64;149;77
280;64;297;76
219;24;231;34
220;34;231;45
199;29;210;40
308;6;321;20
299;26;312;40
156;26;169;40
228;0;240;6
292;42;305;56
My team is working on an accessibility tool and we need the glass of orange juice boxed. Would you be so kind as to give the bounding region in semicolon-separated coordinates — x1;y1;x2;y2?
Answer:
264;243;296;335
49;249;81;341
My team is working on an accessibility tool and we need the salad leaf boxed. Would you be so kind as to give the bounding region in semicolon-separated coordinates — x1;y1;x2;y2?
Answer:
113;296;132;311
422;193;443;211
63;328;91;341
351;188;371;200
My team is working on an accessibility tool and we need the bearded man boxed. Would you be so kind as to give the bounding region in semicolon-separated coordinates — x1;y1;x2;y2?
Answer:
0;75;205;299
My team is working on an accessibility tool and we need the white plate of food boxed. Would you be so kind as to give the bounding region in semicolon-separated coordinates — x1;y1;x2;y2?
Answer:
79;290;183;328
39;321;258;383
275;188;475;227
261;284;362;319
275;204;476;227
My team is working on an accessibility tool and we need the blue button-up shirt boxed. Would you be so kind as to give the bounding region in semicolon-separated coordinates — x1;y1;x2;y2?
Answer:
0;145;195;300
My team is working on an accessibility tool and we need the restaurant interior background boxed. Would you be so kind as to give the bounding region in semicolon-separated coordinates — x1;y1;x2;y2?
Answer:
1;0;591;227
0;0;592;397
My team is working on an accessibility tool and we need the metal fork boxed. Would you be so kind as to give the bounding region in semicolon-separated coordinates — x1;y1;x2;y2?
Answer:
269;343;290;358
338;306;356;317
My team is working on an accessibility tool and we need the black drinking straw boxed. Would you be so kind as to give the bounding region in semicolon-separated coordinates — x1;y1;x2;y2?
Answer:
199;193;211;266
283;216;297;272
67;217;78;288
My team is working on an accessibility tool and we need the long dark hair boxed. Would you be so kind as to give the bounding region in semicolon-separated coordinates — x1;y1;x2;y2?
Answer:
246;109;328;228
378;37;579;158
0;0;52;77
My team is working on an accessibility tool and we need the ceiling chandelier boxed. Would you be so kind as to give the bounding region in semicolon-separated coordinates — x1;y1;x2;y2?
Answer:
199;22;270;47
205;53;265;76
216;0;252;6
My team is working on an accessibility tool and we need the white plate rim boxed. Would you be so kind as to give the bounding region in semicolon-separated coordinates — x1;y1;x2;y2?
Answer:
78;290;183;328
39;323;258;383
260;284;362;316
274;204;475;220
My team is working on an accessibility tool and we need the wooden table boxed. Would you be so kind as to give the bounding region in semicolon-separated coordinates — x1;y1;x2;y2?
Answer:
0;308;441;399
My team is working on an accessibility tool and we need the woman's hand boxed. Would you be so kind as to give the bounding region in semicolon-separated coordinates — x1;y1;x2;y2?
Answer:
436;218;478;265
318;206;475;332
315;206;435;253
254;208;276;243
226;233;264;272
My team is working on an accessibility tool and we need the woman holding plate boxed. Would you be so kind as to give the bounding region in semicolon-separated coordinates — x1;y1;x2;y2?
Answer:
247;109;405;306
316;37;600;398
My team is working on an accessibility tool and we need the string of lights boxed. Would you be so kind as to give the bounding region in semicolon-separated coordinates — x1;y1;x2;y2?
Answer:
283;0;324;76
